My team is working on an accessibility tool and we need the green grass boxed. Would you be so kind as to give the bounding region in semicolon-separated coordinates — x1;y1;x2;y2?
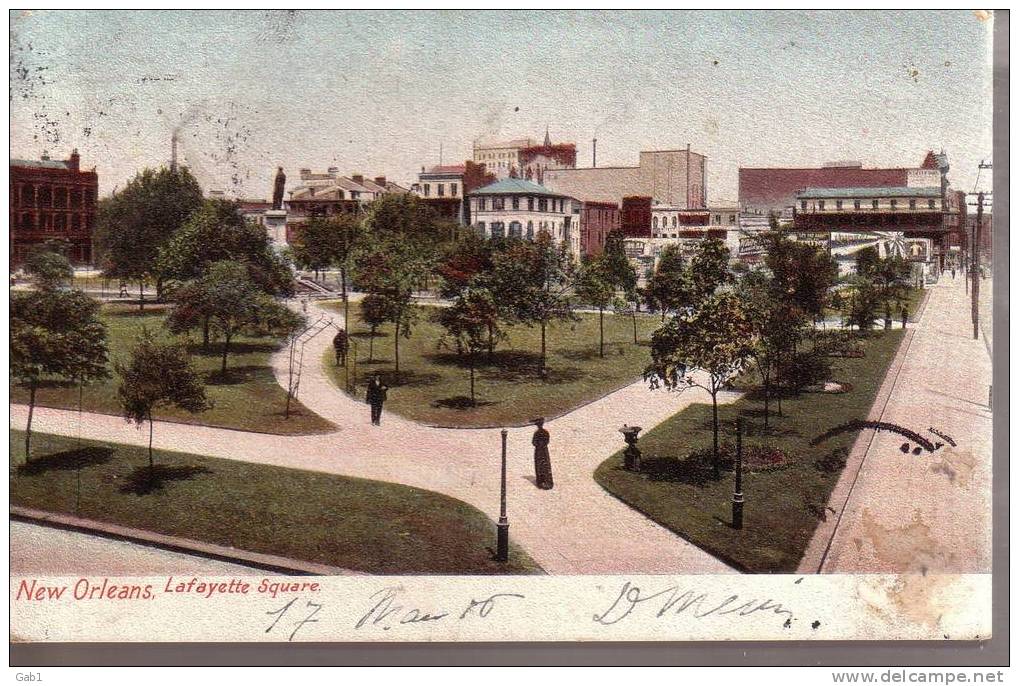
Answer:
320;301;661;427
595;329;906;573
10;431;541;575
826;286;927;323
9;303;333;435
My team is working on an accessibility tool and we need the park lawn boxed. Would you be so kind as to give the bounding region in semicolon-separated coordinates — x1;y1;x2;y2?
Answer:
10;431;542;575
826;286;927;323
594;329;905;573
320;301;661;427
9;303;333;435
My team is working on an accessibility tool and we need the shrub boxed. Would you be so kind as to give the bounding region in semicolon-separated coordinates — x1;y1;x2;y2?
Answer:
778;350;833;392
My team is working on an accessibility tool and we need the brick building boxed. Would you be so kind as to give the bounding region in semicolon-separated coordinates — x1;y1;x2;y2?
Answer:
577;201;620;257
10;150;98;265
620;196;652;238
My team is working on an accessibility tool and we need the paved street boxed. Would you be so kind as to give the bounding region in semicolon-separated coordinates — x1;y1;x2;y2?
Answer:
10;521;262;576
815;275;993;573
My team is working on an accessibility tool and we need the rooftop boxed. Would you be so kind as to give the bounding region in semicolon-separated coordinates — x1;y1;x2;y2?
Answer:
469;178;567;197
797;186;942;199
11;158;73;170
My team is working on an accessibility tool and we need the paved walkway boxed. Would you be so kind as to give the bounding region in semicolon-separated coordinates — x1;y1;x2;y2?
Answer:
811;276;993;573
11;298;737;575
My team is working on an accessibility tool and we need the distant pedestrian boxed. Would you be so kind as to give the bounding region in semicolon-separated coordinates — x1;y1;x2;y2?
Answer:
301;296;308;314
365;373;388;426
900;304;909;329
531;417;554;490
951;267;956;280
332;329;349;367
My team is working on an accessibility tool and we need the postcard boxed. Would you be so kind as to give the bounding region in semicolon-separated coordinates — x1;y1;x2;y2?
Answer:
9;9;996;649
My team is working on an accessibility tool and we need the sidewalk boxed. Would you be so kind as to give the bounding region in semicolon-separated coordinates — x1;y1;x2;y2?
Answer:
806;276;993;573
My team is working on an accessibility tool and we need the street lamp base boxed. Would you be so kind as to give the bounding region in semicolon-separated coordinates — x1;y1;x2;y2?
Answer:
496;520;509;562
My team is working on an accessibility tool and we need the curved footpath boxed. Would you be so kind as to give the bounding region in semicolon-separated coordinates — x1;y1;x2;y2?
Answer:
11;298;737;575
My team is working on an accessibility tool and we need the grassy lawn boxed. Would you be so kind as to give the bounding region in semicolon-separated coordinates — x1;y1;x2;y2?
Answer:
595;329;905;573
10;431;541;575
9;303;333;435
320;301;661;427
826;286;927;323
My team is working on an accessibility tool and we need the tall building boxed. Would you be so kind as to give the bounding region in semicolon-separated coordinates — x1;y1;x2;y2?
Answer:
10;149;98;265
543;146;707;208
472;129;577;180
467;178;580;259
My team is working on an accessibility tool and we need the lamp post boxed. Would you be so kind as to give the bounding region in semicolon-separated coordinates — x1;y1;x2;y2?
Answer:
496;428;510;562
732;415;745;530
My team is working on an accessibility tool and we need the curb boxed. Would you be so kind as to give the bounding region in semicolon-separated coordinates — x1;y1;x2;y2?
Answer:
10;506;357;577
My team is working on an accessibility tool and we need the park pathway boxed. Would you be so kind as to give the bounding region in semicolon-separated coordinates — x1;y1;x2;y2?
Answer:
808;275;993;574
12;298;737;575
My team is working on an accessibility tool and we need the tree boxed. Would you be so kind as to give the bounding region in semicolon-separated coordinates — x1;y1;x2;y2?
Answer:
645;244;691;320
94;166;204;308
116;330;210;471
601;231;640;343
434;287;503;405
167;260;295;374
156;198;294;298
843;276;883;331
359;293;392;363
645;292;753;478
24;245;74;291
688;237;733;302
575;256;618;358
854;246;881;278
765;233;838;325
290;214;363;326
490;232;575;376
11;289;109;459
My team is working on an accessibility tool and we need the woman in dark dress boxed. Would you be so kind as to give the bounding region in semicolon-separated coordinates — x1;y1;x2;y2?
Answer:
365;373;388;426
531;417;554;490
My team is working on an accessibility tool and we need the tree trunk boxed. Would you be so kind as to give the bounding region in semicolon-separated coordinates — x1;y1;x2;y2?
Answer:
763;374;771;430
148;413;155;471
138;282;144;311
221;331;232;374
156;277;164;302
710;389;720;479
598;306;605;358
632;307;638;344
540;321;547;377
202;317;210;350
25;382;37;462
487;322;495;361
469;353;476;405
341;267;349;329
368;328;375;363
394;319;401;374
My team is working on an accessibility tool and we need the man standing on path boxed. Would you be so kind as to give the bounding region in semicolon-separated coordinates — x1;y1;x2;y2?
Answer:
365;373;388;426
900;304;909;329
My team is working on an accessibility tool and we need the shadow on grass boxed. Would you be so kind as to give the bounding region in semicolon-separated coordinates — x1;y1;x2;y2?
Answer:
118;464;212;495
349;330;389;340
205;365;271;386
431;395;496;410
632;455;721;487
190;342;278;358
813;447;849;475
17;447;115;475
371;369;443;389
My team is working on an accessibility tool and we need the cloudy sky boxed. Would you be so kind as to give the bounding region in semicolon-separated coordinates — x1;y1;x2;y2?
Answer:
10;10;995;202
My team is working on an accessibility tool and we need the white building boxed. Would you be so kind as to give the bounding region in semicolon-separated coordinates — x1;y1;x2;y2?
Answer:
472;138;536;178
467;178;581;259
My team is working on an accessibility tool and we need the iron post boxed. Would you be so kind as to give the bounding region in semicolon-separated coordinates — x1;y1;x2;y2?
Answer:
732;415;744;530
496;429;510;562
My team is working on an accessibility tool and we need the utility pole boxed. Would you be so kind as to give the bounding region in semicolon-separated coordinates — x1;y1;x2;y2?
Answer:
496;429;510;562
971;192;983;340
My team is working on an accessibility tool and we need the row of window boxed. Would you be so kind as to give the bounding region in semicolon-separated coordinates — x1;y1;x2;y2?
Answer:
420;182;459;198
802;198;938;211
477;151;518;161
13;185;97;209
474;220;572;241
476;196;566;213
16;212;93;232
652;213;736;229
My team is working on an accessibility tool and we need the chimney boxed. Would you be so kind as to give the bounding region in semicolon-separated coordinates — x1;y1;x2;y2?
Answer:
375;176;386;187
352;174;364;185
327;166;339;175
592;138;597;168
69;148;80;172
299;168;311;179
41;150;50;161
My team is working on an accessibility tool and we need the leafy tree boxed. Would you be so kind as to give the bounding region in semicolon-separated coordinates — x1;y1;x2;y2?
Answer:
94;166;204;308
434;287;503;405
156;199;294;298
601;231;640;343
765;233;838;324
359;293;392;363
575;256;618;358
11;289;109;459
116;329;210;471
854;246;881;277
490;232;575;377
24;246;73;291
843;276;883;331
289;214;363;326
645;244;690;321
645;292;753;478
688;237;733;302
166;260;296;373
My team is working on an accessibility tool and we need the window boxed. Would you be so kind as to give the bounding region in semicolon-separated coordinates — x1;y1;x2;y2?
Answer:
538;198;548;212
512;196;519;210
835;200;843;210
818;200;825;211
909;199;916;210
493;197;505;211
714;214;721;223
491;222;505;238
437;184;445;197
527;197;534;211
476;222;486;237
928;199;936;209
478;197;487;211
801;200;808;211
672;216;677;228
509;221;522;238
853;200;861;210
423;184;430;197
653;216;659;229
729;214;736;223
890;199;898;209
451;183;458;197
527;221;534;239
872;199;879;209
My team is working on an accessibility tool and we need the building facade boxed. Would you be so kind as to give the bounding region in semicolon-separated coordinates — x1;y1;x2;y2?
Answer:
467;178;580;259
286;169;406;224
411;164;467;223
543;146;707;208
10;150;98;265
472;138;536;178
577;201;620;258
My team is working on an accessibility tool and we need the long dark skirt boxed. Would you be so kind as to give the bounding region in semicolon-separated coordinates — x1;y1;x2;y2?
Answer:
534;447;553;490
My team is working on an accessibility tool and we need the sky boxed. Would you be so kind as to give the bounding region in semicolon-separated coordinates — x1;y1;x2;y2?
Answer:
9;10;995;202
